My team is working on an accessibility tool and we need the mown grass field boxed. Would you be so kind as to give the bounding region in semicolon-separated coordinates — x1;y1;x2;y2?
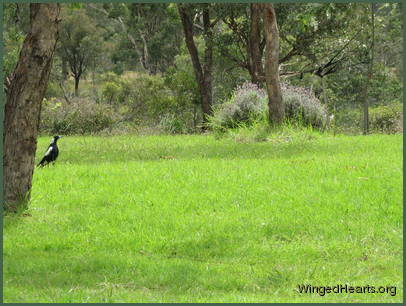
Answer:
3;132;403;302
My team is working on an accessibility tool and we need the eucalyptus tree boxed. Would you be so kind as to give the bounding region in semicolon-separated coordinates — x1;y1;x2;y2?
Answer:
178;3;218;125
262;3;284;125
216;3;357;82
58;7;102;96
4;3;61;212
215;3;284;124
87;3;183;74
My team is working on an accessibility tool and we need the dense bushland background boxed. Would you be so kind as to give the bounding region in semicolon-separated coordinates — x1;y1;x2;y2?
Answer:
4;3;403;137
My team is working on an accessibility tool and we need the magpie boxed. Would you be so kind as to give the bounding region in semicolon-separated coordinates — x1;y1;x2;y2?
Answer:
37;135;62;167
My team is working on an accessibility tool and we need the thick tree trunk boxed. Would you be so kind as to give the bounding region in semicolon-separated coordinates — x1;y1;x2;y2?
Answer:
249;4;264;85
262;3;284;126
178;4;213;126
3;4;60;211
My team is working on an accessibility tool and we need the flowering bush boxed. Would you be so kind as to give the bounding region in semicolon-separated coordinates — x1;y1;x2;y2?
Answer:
281;83;327;128
209;81;328;132
209;82;267;131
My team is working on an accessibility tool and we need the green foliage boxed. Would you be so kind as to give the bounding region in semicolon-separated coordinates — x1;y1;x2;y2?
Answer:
4;3;401;135
108;3;183;73
4;134;402;302
165;54;200;109
101;81;123;105
334;108;362;134
276;2;402;133
164;52;202;131
368;64;403;106
98;70;200;133
325;102;403;135
3;27;24;77
117;72;174;120
58;8;104;83
40;97;121;135
3;4;29;77
369;102;403;134
131;72;200;133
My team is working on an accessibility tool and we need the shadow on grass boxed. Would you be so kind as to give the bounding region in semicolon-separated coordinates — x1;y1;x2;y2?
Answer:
4;250;240;298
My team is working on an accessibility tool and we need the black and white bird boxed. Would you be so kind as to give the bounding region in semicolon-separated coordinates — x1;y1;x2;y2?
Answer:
37;135;62;167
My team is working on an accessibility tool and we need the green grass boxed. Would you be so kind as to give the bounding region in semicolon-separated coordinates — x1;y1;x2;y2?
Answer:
3;132;403;302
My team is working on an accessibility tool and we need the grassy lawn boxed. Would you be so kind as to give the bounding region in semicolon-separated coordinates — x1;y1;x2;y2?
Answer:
3;133;403;302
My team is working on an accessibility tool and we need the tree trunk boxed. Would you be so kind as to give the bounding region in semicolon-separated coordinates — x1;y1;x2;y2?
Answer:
322;76;328;106
262;3;284;126
362;3;375;135
178;4;213;126
201;7;214;122
74;76;80;96
3;3;61;212
61;56;68;80
249;4;264;85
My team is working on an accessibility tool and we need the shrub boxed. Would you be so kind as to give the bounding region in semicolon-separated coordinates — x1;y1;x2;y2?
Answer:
369;102;403;134
101;81;123;105
334;109;362;135
100;71;176;123
281;83;327;128
130;73;174;119
209;82;267;132
209;82;328;132
40;97;121;135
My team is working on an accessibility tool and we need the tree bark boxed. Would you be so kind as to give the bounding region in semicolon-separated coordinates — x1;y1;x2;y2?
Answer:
201;7;214;121
61;56;68;80
178;4;213;126
362;3;375;135
262;3;284;126
3;4;61;211
249;4;264;85
74;76;80;97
